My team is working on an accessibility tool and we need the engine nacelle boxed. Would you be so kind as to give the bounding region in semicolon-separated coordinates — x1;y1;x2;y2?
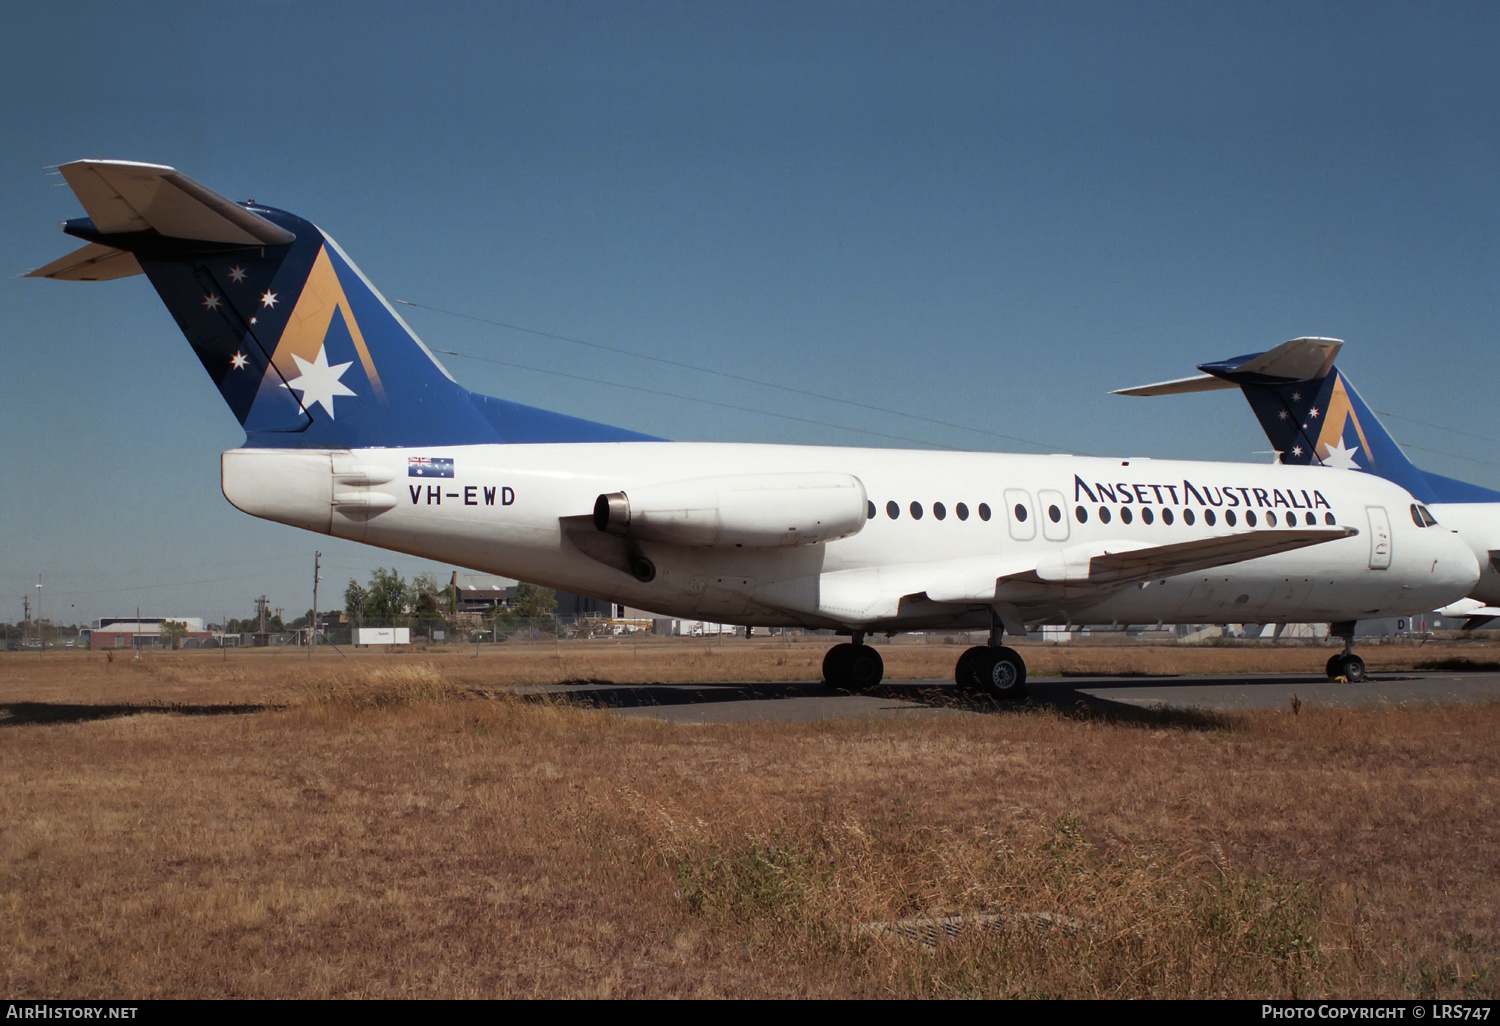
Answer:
593;472;868;548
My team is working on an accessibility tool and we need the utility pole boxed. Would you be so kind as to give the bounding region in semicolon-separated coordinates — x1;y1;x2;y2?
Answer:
310;551;321;659
35;575;42;656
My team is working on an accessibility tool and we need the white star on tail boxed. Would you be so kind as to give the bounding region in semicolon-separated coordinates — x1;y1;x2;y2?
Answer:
1322;438;1362;471
228;266;247;283
230;351;249;370
281;345;356;419
261;290;278;308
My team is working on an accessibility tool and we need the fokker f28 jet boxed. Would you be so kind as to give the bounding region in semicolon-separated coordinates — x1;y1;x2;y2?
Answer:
1119;337;1500;636
30;161;1480;691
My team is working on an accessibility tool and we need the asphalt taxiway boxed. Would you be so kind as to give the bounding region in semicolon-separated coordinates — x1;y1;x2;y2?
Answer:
521;671;1500;725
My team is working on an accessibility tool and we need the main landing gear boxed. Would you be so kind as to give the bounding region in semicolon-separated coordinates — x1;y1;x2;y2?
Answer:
1325;622;1367;683
822;632;885;692
955;618;1028;700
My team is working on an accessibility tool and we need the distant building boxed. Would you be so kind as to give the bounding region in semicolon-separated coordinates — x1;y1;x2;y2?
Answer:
450;571;653;623
90;617;213;650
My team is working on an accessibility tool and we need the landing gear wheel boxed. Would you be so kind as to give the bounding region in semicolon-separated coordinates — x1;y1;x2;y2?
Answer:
1326;653;1366;683
822;643;884;691
845;646;884;691
973;647;1027;700
955;646;989;692
822;644;853;687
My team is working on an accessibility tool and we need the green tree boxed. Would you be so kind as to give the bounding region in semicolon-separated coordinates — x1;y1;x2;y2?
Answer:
412;572;445;618
344;579;369;623
365;567;409;621
509;582;557;620
161;620;187;650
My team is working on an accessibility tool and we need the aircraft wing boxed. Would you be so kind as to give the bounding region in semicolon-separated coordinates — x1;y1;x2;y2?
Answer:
756;526;1356;625
1056;526;1357;587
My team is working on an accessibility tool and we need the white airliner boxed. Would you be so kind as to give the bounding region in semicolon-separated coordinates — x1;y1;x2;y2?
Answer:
29;161;1480;691
1120;336;1500;633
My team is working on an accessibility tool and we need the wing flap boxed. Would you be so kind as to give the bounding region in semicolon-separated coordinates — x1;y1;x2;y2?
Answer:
56;160;295;245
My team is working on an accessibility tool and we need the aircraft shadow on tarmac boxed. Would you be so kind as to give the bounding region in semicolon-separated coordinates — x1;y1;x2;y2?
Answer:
0;701;270;728
516;676;1323;730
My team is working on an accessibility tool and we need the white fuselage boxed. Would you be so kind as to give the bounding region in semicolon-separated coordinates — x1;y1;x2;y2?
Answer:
223;443;1480;631
1421;503;1500;605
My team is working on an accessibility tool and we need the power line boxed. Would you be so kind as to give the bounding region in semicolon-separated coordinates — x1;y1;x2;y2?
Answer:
428;346;961;450
396;298;1083;454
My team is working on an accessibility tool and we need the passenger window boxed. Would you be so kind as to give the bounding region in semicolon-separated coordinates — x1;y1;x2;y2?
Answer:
1121;507;1133;525
978;503;991;521
956;503;969;521
1267;511;1277;527
1226;510;1237;527
867;501;876;520
1325;513;1337;526
1141;508;1154;525
910;501;924;520
1246;511;1258;527
1204;509;1215;526
1075;505;1088;524
886;500;900;520
1098;506;1111;524
1162;508;1174;525
1182;509;1194;525
934;501;947;521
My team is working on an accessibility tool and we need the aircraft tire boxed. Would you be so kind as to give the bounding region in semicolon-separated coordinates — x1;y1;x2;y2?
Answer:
823;643;884;692
1325;653;1367;682
955;646;989;691
822;644;854;688
845;646;884;692
974;647;1027;700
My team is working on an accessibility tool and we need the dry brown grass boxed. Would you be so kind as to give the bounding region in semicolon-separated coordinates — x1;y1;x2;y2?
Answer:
1;643;1496;997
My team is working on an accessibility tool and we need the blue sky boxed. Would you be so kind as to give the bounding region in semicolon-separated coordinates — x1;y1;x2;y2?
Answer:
2;2;1497;625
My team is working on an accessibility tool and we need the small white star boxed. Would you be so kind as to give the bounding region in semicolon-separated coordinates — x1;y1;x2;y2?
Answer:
280;344;356;419
230;351;249;370
249;317;257;324
1291;392;1302;403
261;290;278;308
1292;445;1303;456
1309;407;1320;418
202;294;221;311
1278;410;1289;420
228;266;247;283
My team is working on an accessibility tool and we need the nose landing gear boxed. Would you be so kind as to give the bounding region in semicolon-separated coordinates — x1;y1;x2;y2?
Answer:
1325;622;1367;682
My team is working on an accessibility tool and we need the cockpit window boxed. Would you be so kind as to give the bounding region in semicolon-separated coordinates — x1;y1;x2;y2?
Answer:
1411;504;1440;528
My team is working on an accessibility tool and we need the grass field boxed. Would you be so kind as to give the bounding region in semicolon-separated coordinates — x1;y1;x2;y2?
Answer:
1;640;1496;998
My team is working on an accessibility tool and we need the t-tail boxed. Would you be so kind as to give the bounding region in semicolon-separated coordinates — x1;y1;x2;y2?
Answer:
1114;337;1500;505
27;160;658;449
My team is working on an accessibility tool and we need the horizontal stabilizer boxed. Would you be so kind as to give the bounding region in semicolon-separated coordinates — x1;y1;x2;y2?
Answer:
24;241;141;280
1111;373;1236;397
54;160;294;245
1115;338;1344;395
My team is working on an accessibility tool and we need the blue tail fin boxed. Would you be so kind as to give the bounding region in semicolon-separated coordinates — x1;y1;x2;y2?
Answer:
30;160;658;449
1118;337;1500;504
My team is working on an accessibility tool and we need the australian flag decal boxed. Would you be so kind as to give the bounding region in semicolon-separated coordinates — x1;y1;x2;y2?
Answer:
408;456;455;478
